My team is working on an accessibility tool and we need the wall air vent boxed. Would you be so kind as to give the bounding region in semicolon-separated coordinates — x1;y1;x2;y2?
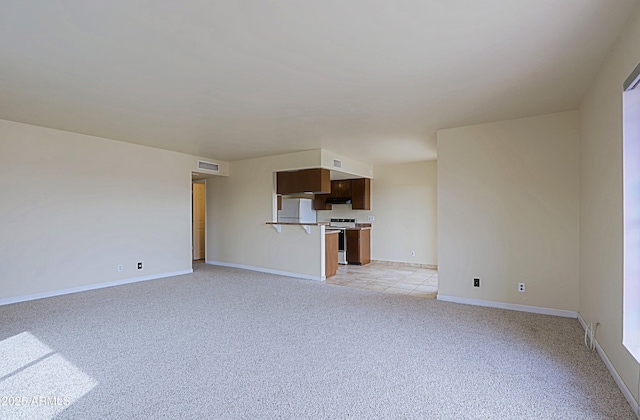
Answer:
198;160;219;172
333;159;342;169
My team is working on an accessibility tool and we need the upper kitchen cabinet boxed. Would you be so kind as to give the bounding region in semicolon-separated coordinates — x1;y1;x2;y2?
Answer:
330;180;352;198
313;194;331;210
350;178;370;210
276;168;331;194
314;177;371;210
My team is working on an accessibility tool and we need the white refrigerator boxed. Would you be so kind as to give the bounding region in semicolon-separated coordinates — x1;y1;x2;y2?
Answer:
277;198;317;223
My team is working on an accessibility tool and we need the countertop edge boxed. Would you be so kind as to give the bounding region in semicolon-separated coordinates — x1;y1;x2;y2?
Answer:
265;222;330;226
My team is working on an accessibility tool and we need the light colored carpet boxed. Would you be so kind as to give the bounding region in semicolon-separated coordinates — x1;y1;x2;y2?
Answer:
0;264;636;419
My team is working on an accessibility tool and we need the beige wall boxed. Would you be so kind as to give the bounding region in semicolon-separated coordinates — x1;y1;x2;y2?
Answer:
0;119;225;302
579;6;640;402
206;150;325;279
204;149;374;279
318;160;437;266
437;111;580;312
320;149;374;179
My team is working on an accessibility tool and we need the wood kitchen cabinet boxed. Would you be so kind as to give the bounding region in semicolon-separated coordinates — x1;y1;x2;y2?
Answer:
313;194;331;210
314;180;350;210
325;231;339;277
313;177;371;210
350;178;370;210
330;180;352;198
276;168;331;194
346;228;371;265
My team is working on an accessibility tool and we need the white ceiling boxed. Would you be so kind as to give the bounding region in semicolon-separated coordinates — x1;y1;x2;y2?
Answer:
1;1;638;164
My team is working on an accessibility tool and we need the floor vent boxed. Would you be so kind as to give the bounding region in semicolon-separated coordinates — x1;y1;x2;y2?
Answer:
198;161;219;172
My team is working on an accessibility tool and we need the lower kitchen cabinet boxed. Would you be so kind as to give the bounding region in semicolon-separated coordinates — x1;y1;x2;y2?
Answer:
346;229;371;265
325;231;339;277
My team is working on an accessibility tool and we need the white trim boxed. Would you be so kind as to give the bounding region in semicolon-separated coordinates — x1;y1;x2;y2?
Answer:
0;269;193;307
577;314;639;416
206;260;323;282
436;295;577;318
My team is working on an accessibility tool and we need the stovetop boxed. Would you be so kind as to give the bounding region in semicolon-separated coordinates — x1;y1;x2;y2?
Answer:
329;218;356;228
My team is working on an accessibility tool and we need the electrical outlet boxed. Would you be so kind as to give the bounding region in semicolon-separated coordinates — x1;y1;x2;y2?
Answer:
117;265;123;272
410;250;416;257
518;283;525;292
137;261;143;270
473;278;480;287
367;216;375;222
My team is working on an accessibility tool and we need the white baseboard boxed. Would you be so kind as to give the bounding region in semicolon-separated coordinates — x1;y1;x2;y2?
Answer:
0;269;193;307
436;294;577;318
577;314;639;416
206;260;323;282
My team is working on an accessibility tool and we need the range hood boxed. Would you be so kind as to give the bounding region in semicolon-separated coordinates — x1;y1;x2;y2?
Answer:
325;197;352;205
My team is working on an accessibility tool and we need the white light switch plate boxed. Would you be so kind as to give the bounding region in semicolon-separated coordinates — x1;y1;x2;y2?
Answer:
367;216;375;222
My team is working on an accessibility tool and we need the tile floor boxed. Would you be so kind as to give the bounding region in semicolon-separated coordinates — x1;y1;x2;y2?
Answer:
325;261;438;298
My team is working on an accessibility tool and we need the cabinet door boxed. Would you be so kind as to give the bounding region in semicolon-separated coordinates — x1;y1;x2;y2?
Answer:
325;232;339;277
313;194;331;210
300;168;331;193
346;229;371;265
329;180;337;197
331;180;351;198
277;168;331;194
351;178;370;210
346;230;360;264
359;229;371;265
276;171;298;194
338;180;352;197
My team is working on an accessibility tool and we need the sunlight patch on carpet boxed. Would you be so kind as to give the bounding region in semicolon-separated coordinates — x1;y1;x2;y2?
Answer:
0;332;97;419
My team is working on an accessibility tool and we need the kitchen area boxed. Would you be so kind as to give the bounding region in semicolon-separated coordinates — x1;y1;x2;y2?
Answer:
273;168;372;278
266;165;438;298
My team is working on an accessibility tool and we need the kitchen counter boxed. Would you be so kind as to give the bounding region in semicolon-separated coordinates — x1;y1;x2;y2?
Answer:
266;221;331;235
265;222;330;226
264;221;369;276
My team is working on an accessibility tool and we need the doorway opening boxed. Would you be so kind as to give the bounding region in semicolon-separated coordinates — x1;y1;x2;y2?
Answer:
192;180;206;264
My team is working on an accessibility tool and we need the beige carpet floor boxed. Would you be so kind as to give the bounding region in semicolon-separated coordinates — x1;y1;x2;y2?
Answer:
0;264;636;419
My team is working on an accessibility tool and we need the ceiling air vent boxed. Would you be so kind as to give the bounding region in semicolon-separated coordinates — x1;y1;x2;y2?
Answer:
198;160;219;172
333;159;342;169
